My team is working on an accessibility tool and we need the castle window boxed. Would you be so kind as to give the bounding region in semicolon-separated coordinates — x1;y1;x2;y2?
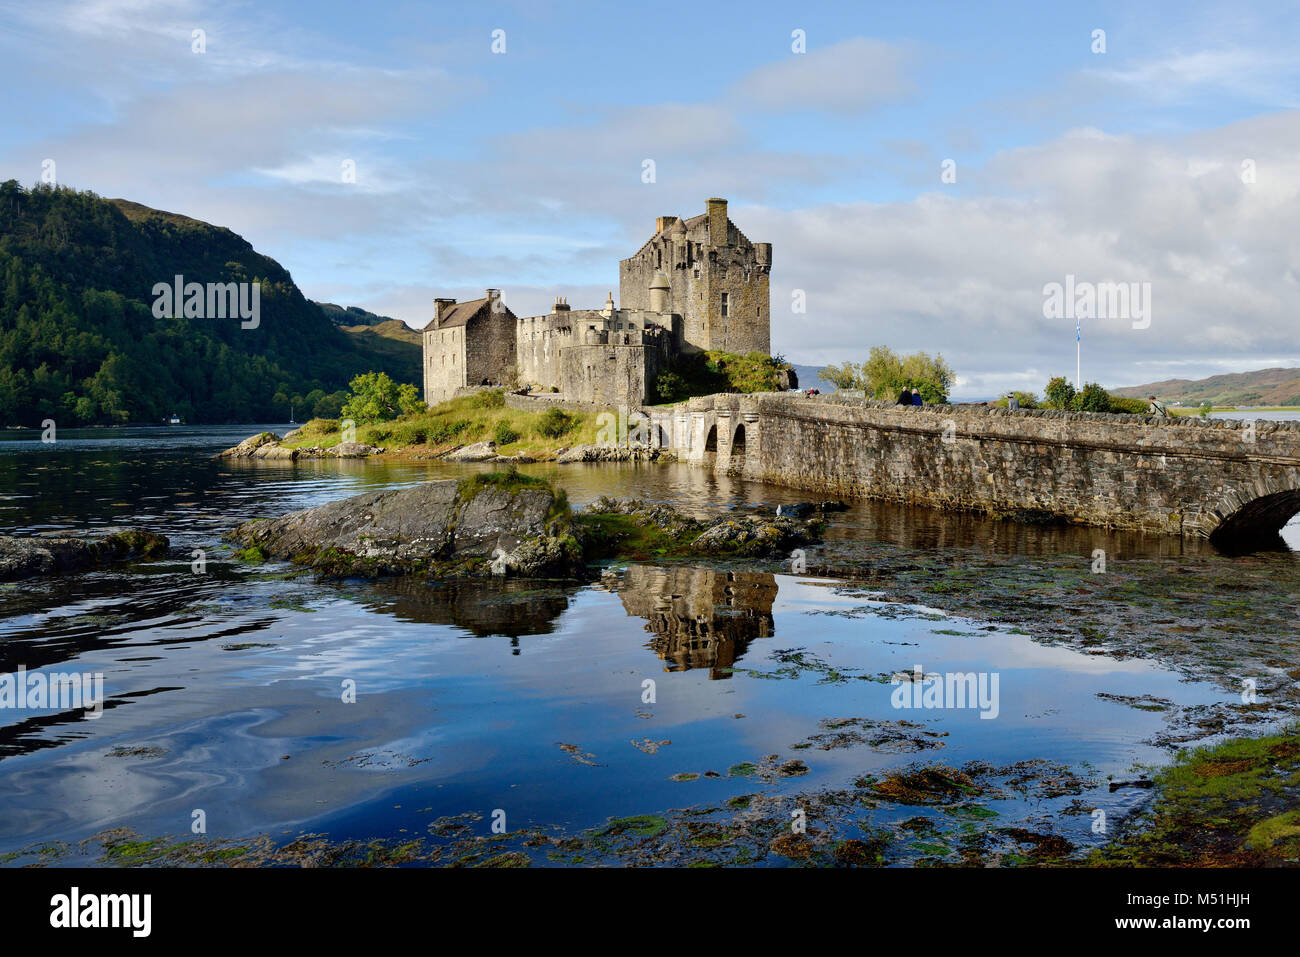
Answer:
721;293;729;318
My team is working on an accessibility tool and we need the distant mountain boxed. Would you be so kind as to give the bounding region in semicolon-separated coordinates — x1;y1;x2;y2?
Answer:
312;301;422;386
0;181;419;426
1112;367;1300;407
315;301;398;328
791;363;837;392
335;319;421;386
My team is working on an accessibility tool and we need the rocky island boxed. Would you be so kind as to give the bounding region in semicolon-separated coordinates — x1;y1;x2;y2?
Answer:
227;470;822;578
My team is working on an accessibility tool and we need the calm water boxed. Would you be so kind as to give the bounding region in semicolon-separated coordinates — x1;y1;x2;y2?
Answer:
0;424;1291;865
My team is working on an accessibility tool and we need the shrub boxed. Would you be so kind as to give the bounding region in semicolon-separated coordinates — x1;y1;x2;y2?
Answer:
537;407;574;438
1108;395;1150;415
655;370;688;402
494;421;520;445
391;422;428;446
428;419;470;444
1076;382;1112;412
996;391;1040;409
472;389;506;410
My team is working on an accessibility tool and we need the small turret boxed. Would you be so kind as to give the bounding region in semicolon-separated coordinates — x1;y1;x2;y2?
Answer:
649;273;669;313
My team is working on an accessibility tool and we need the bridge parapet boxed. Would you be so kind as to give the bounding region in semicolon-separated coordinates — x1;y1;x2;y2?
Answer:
659;393;1300;546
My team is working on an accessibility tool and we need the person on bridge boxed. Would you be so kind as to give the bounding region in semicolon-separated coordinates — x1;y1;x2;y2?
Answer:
1147;395;1170;417
911;390;923;407
1006;392;1020;411
896;387;913;405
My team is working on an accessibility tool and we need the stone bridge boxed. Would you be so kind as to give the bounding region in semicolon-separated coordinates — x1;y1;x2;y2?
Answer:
641;393;1300;547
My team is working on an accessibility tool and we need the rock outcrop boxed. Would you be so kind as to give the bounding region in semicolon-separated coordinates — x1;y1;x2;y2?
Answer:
444;441;499;462
217;432;283;458
556;444;676;464
228;474;582;578
581;496;816;559
0;529;169;581
215;432;384;460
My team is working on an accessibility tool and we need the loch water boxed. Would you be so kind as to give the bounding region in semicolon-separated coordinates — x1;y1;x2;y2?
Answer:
1;425;1296;865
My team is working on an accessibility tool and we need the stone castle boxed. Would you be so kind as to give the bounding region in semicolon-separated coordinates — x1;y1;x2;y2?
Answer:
422;198;771;407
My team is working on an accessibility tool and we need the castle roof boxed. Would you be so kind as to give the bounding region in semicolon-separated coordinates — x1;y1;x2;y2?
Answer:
421;296;516;331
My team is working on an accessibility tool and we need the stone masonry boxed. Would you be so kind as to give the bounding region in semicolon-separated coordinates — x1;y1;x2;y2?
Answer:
643;392;1300;546
422;198;771;408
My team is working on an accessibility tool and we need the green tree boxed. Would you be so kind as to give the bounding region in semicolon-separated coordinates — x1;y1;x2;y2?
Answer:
1044;377;1077;410
313;390;346;419
1076;382;1112;412
340;371;422;424
818;361;862;391
820;347;954;403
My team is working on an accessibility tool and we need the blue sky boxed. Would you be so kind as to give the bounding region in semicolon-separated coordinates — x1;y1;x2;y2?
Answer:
2;0;1298;397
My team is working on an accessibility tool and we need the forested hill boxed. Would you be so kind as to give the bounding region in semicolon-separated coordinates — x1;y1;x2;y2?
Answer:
0;181;419;426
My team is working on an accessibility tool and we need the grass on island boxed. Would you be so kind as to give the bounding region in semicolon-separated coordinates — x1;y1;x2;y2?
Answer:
278;390;605;457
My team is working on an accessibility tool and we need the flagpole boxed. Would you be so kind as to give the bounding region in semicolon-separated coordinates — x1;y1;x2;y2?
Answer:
1076;318;1081;388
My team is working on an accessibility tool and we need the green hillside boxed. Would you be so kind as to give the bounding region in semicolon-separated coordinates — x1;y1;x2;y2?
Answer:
1112;367;1300;408
336;319;422;386
0;181;418;426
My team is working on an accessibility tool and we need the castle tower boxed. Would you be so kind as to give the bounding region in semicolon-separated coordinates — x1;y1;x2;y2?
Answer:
618;197;770;355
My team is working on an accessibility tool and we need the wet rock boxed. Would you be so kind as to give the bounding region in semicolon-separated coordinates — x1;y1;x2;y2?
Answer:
216;432;282;458
228;474;581;578
445;441;498;462
691;515;810;557
254;443;298;460
582;496;820;559
331;441;382;458
557;444;674;464
0;529;169;581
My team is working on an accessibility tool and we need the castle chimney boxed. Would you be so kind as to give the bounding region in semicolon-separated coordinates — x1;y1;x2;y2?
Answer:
601;291;615;318
433;297;456;327
706;197;727;246
655;215;677;235
554;295;570;313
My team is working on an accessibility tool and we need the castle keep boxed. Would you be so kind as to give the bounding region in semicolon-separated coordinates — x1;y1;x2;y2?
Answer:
422;198;771;407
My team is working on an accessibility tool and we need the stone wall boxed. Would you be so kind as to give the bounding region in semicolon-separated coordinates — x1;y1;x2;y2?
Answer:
423;326;466;405
559;342;662;408
619;198;769;355
658;393;1300;544
464;309;516;389
516;313;575;391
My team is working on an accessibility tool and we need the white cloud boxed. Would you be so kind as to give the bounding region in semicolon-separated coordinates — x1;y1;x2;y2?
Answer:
733;37;914;114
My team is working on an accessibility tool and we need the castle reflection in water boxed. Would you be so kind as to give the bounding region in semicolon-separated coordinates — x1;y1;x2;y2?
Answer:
615;565;777;679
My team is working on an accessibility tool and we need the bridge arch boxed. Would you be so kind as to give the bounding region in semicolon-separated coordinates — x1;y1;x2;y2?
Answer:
1208;480;1300;549
726;423;747;474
